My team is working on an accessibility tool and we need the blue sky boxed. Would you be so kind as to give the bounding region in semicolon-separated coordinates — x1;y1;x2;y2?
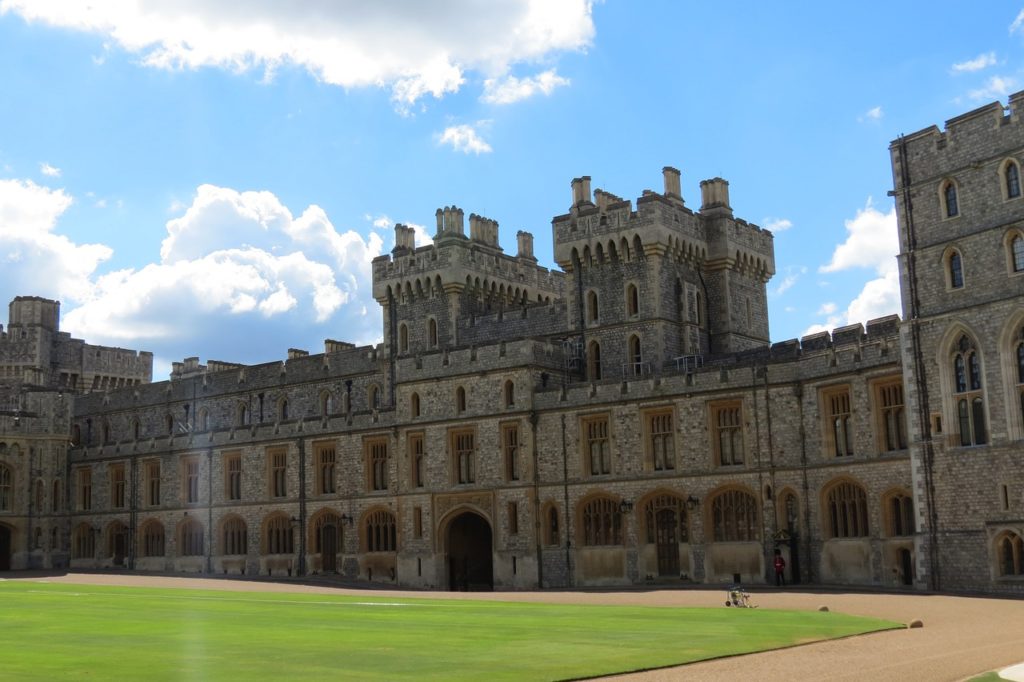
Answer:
0;1;1021;379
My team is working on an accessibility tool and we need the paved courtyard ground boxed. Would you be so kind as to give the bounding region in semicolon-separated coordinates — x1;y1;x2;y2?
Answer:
3;572;1021;681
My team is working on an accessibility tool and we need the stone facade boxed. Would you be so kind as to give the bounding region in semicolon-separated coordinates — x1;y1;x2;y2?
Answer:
0;96;1022;593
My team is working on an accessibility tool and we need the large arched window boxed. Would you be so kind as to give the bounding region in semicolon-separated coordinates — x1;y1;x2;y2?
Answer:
0;463;11;511
140;520;165;557
825;480;869;538
952;334;987;446
264;515;293;554
221;517;247;555
365;510;397;552
941;179;959;218
179;518;204;557
580;497;622;546
72;523;95;559
710;489;759;542
997;531;1024;576
1010;235;1024;273
1005;160;1022;199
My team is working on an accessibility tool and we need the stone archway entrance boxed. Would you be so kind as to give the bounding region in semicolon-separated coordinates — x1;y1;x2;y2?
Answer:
446;512;493;591
0;525;11;571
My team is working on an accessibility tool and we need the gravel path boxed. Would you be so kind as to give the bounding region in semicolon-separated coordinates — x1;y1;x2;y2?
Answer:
4;572;1022;681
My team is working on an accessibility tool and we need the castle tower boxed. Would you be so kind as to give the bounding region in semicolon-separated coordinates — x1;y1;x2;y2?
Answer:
551;167;774;381
891;91;1024;591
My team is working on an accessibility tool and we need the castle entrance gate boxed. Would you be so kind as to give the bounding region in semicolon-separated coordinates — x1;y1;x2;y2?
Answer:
655;508;680;577
446;512;493;591
0;524;11;570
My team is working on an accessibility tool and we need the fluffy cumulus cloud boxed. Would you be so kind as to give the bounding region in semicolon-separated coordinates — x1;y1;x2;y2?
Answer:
968;75;1018;101
438;124;492;154
805;199;900;335
0;0;594;110
0;178;385;376
762;217;792;233
39;162;61;177
60;185;386;373
0;179;111;303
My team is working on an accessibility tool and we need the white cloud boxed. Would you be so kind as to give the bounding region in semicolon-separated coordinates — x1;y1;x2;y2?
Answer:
371;215;392;231
858;106;883;123
0;181;387;373
1;1;594;111
968;75;1018;101
809;199;902;336
39;162;61;177
820;198;898;275
762;217;792;233
438;124;492;154
0;179;111;304
951;52;997;73
482;69;570;104
1012;10;1024;34
406;222;433;247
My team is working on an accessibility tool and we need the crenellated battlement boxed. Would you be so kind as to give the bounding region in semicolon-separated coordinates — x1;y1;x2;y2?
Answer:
891;91;1024;184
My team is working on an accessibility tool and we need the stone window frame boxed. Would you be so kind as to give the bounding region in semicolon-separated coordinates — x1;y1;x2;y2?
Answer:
181;455;201;505
413;506;423;539
314;441;336;495
319;389;335;417
625;281;640;318
266;447;288;498
503;380;515;408
577;494;624;547
507;500;519;536
220;515;248;556
363;508;397;553
51;478;62;513
822;478;870;539
1003;228;1024;275
709;399;745;467
178;517;205;557
942;245;965;290
364;436;389;492
881;487;914;538
309;509;343;555
640;491;689;545
642;406;676;472
820;384;855;458
236;402;250;427
410;391;421;418
1000;157;1022;201
501;421;520;482
77;466;92;511
368;383;381;411
579;412;612;477
455;385;467;414
709;486;760;542
276;395;289;422
0;462;11;511
585;289;600;325
626;334;644;377
542;502;561;547
939;177;960;219
427;317;438;348
994;529;1024;577
398;322;409;353
946;332;988;447
776;488;801;535
449;427;476;485
72;522;95;559
587;340;602;381
140;519;165;557
408;431;425;488
223;451;242;501
871;377;907;454
110;462;126;509
262;513;293;555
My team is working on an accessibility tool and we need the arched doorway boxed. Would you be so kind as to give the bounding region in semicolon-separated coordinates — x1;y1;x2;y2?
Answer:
0;524;11;571
446;512;493;591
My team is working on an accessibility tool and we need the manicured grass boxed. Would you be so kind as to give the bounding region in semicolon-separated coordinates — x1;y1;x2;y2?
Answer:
0;581;899;680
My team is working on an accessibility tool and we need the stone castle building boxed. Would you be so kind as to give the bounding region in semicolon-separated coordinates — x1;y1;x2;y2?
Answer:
0;96;1022;594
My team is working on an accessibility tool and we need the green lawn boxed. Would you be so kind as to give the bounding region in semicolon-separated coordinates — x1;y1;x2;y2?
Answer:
0;581;899;681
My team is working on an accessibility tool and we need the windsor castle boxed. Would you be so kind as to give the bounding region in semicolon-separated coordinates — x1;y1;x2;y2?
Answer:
1;95;1023;594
